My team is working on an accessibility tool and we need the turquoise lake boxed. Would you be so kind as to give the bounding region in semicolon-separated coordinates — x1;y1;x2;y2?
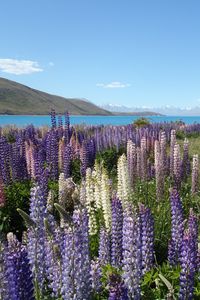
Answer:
1;115;200;127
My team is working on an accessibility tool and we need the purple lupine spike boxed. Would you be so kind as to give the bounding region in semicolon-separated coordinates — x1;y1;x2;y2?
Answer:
28;185;47;291
4;233;21;300
58;114;63;138
122;203;142;299
170;129;176;177
111;197;123;268
108;273;128;300
0;240;7;299
179;230;197;300
64;111;70;143
168;188;184;265
50;109;57;129
99;227;111;266
140;137;147;181
63;143;71;179
80;141;89;177
18;246;34;300
90;258;102;294
0;137;11;184
188;208;198;265
139;203;154;275
182;138;190;180
191;154;199;195
62;208;91;299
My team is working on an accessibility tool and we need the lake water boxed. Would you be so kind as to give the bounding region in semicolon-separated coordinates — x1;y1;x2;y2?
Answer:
1;115;200;127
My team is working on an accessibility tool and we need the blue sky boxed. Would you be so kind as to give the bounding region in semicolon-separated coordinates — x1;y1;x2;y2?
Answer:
1;0;200;108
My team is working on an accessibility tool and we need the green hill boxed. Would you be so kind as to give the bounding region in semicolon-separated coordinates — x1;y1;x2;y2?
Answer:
0;77;111;115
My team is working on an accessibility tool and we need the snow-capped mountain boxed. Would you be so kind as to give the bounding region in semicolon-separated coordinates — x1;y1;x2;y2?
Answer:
101;104;200;116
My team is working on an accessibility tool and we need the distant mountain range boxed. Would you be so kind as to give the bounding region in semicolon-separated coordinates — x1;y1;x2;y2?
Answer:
101;104;200;116
0;78;111;115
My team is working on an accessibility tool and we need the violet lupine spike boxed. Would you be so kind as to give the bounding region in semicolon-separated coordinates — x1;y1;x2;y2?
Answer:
90;258;102;294
0;178;6;207
111;197;123;268
187;208;198;267
99;227;111;266
28;185;47;291
50;109;57;129
108;273;128;300
64;110;70;143
122;203;142;299
168;188;184;266
62;208;91;300
170;129;176;177
63;143;71;179
140;137;147;181
80;141;89;177
191;154;199;195
179;229;198;300
0;240;8;299
18;246;34;300
139;203;154;275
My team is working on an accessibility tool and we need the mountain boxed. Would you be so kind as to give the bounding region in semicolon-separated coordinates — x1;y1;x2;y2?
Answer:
101;104;163;116
101;104;200;116
0;78;111;115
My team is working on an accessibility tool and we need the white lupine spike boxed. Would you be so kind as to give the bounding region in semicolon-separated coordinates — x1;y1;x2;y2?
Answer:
85;168;97;235
191;154;199;195
93;162;102;209
100;168;111;231
127;139;137;187
117;154;131;206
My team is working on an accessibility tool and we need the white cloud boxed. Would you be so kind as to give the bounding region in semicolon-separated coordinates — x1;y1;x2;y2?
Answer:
96;81;131;89
49;62;54;67
0;59;43;75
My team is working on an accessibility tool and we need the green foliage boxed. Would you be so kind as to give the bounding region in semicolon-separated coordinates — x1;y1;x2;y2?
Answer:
133;117;151;127
71;158;82;184
96;147;124;179
1;180;31;239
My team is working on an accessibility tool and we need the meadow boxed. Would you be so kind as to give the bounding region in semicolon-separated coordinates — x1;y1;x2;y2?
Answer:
0;111;200;299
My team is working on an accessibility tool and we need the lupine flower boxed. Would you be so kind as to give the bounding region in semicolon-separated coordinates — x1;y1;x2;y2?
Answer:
122;203;142;299
168;188;184;265
108;273;128;300
28;185;47;291
99;227;111;265
117;154;131;207
141;137;147;181
100;168;112;231
191;154;199;195
173;143;181;188
139;203;154;274
111;197;123;268
182;138;190;179
85;168;98;235
127;139;137;188
62;208;91;300
170;129;176;177
0;178;5;207
154;140;164;201
179;230;197;300
90;258;102;293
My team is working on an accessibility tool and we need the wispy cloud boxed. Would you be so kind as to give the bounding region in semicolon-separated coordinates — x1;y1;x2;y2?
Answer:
96;81;131;89
0;59;43;75
49;62;54;67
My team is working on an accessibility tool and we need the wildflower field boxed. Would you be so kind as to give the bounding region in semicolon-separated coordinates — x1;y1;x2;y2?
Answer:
1;111;200;299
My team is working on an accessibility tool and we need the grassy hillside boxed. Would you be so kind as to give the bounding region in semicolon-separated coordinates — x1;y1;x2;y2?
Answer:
0;77;111;115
